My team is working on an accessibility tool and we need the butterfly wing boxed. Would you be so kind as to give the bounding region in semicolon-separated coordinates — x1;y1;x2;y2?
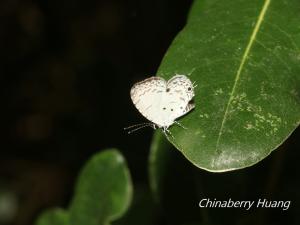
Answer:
167;75;195;101
165;75;195;120
130;77;167;126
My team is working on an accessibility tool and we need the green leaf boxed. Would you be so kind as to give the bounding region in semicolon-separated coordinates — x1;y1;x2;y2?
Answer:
69;149;133;225
34;150;133;225
157;0;300;171
35;209;68;225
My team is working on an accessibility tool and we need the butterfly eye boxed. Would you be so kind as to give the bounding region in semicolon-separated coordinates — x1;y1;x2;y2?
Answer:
188;87;192;91
166;88;170;92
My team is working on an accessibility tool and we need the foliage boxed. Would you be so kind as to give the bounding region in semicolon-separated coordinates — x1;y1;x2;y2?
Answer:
35;150;132;225
155;0;300;171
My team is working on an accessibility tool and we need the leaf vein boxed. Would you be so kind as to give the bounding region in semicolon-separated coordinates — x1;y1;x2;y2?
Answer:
215;0;271;152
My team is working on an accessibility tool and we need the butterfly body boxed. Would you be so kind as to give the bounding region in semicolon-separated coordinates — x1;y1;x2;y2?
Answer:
130;75;195;130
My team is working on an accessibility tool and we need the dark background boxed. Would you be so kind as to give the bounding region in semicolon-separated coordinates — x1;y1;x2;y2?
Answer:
0;0;299;225
0;0;192;224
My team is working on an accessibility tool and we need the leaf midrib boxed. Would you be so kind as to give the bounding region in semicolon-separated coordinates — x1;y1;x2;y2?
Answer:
215;0;271;151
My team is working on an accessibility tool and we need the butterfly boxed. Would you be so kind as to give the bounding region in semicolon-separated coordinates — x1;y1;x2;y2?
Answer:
126;74;195;135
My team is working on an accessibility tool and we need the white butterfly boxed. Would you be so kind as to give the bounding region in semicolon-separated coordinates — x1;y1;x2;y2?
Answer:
127;75;195;135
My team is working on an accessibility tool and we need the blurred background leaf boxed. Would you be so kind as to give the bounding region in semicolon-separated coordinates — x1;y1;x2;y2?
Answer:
35;149;133;225
69;149;133;225
35;209;68;225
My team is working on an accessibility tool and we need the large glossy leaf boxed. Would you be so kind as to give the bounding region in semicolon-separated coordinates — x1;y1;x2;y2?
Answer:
156;0;300;171
69;149;133;225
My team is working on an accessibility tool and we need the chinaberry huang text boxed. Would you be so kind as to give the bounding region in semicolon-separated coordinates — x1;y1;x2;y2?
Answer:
198;198;290;210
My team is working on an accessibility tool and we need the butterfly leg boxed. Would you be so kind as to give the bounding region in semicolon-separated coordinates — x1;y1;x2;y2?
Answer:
174;121;187;129
162;127;175;140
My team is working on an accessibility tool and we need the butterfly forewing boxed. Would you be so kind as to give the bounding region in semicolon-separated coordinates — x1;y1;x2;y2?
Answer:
130;77;167;126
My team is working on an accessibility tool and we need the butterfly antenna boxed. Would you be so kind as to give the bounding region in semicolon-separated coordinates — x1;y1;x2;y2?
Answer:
124;122;156;134
124;122;153;130
162;127;175;140
174;121;187;129
127;124;153;134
